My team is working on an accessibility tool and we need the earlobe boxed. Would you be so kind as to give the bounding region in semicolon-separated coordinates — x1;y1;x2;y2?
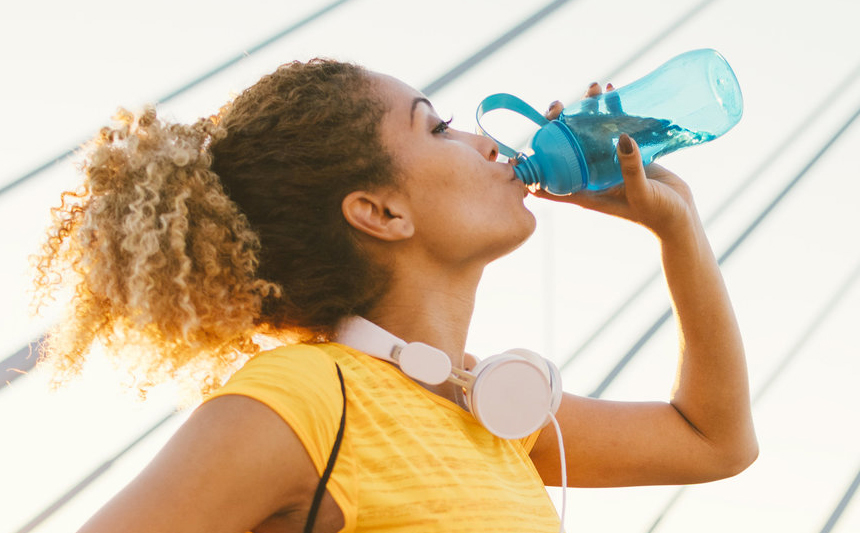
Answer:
342;190;414;242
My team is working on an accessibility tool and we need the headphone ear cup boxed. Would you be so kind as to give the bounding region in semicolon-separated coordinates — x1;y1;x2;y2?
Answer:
466;352;558;440
501;348;563;417
501;348;549;379
544;358;563;416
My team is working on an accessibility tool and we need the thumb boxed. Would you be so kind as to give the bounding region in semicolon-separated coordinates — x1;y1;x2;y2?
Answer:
616;133;648;196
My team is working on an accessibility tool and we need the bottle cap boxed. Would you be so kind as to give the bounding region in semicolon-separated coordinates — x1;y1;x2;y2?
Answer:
515;121;587;194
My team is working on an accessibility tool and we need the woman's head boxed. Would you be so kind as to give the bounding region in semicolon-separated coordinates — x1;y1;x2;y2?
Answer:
34;59;396;396
356;72;535;268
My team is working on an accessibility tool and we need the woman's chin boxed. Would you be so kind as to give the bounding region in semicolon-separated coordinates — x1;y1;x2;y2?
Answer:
496;214;538;260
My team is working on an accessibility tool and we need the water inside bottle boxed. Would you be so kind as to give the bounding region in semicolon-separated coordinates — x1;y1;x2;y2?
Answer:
561;112;717;190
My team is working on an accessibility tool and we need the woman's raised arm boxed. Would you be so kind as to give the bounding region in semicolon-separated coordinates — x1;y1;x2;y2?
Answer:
529;128;758;487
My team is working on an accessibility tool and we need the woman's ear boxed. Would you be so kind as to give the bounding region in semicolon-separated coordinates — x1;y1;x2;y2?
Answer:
342;190;415;241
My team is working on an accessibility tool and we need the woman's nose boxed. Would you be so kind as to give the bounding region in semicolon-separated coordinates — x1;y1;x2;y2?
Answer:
472;132;499;162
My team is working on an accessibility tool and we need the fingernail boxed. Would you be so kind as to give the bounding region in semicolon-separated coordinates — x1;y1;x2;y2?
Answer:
618;133;634;154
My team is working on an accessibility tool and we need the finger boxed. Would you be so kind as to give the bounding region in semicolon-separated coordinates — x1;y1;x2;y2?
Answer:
606;85;623;114
582;82;601;114
584;82;602;98
545;100;564;120
616;133;648;197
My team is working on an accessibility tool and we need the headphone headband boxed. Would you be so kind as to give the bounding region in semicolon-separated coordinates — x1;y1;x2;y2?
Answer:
334;316;562;439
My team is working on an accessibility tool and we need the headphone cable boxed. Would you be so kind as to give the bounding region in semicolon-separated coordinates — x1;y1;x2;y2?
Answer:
548;412;568;533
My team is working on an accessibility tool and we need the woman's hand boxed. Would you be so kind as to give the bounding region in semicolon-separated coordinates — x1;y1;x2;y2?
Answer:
529;84;698;240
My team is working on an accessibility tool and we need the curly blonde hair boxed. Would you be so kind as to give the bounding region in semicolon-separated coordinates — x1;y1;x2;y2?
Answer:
33;59;393;398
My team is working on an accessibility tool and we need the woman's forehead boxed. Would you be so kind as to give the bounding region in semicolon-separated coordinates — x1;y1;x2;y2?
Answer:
370;72;429;116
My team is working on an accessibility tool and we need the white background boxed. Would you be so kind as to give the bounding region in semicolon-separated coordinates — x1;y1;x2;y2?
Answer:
1;1;859;532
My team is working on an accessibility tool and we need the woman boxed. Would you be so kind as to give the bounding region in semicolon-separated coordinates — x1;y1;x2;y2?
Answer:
34;59;758;532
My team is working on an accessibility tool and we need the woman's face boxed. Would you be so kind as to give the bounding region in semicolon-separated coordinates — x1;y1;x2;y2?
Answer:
371;73;536;267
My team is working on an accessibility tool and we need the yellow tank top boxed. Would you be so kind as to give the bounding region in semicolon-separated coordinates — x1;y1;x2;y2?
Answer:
205;342;561;532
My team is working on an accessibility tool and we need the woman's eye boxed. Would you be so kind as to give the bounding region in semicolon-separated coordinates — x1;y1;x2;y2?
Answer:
432;117;453;134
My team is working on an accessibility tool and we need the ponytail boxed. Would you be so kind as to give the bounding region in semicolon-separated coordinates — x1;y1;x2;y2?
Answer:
33;59;393;399
34;106;279;398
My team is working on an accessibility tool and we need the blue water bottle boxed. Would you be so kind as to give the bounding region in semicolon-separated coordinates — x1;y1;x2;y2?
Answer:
476;49;743;195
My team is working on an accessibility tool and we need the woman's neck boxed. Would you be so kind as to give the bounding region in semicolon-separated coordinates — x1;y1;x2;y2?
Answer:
365;264;482;370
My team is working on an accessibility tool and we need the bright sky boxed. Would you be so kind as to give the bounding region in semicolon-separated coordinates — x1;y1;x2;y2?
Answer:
2;1;860;532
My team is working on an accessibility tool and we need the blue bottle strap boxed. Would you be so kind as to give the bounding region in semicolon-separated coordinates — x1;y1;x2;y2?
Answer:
475;93;550;158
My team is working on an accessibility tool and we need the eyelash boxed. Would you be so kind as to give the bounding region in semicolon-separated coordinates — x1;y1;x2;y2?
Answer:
432;117;453;134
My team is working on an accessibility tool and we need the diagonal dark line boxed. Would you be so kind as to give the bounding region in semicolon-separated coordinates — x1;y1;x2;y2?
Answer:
753;259;860;404
588;309;672;398
154;0;353;104
0;149;79;197
644;486;689;533
643;256;860;532
589;98;860;399
714;103;860;264
600;0;718;82
0;338;43;390
13;410;177;533
421;0;579;96
560;58;860;373
820;463;860;533
0;0;353;197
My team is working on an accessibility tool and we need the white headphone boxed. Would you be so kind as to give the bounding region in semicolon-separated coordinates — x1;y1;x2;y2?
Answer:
334;316;563;440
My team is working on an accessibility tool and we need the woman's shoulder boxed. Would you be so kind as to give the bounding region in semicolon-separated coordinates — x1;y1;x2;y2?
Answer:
212;342;341;394
204;343;345;445
242;342;339;374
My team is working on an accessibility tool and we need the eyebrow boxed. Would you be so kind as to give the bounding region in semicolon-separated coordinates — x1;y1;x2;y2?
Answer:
410;97;432;126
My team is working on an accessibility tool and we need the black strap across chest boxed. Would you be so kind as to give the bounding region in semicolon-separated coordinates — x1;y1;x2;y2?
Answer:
303;363;346;533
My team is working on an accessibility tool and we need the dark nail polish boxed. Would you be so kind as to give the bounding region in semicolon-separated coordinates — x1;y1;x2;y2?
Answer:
618;134;634;154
